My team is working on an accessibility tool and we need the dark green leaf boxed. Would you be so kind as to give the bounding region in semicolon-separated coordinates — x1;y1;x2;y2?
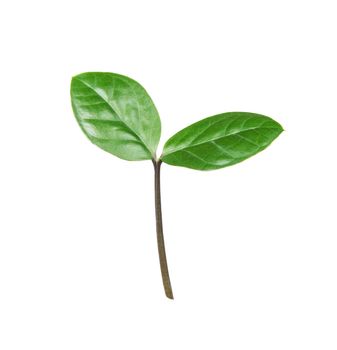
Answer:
71;72;161;160
161;112;283;170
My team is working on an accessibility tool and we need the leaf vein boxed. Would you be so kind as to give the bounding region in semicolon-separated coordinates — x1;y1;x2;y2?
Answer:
163;126;279;157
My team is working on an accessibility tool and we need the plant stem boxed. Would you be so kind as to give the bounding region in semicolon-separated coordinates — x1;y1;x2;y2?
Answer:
152;159;174;299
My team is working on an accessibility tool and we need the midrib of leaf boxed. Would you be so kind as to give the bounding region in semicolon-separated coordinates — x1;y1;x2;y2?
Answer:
81;118;148;145
162;124;280;158
75;77;153;157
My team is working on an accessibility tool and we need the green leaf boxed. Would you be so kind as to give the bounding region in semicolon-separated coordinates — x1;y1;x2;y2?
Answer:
70;72;161;160
161;112;283;170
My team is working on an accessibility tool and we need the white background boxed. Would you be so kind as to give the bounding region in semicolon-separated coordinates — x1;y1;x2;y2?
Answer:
1;0;336;349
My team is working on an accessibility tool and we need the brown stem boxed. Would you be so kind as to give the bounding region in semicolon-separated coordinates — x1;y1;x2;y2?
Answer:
152;159;174;299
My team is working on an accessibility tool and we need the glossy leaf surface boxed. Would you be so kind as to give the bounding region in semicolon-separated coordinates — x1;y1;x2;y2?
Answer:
161;112;283;170
71;72;161;160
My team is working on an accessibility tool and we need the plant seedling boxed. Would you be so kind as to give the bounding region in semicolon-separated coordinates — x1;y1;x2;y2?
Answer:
70;72;283;299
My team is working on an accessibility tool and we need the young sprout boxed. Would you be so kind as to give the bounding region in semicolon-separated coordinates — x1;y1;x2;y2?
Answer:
71;72;283;299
